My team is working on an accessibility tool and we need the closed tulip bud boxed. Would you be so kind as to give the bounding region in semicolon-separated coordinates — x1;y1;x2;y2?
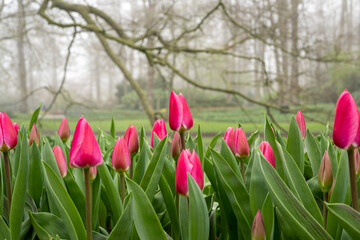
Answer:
175;149;204;196
318;150;333;193
58;117;70;143
124;125;139;155
333;89;359;149
69;116;103;168
169;91;193;132
150;119;167;147
29;123;40;146
259;141;275;168
170;132;181;159
52;145;68;178
13;123;20;134
295;110;306;139
0;112;18;152
89;167;97;181
224;127;236;154
112;137;131;172
225;127;249;158
354;148;360;176
251;210;266;240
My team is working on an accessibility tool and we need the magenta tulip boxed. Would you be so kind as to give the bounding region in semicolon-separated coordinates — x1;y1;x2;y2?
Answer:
170;132;181;159
295;110;306;139
89;167;97;181
150;119;167;147
0;112;18;152
169;91;193;132
58;117;70;143
259;141;275;168
124;125;139;155
29;123;40;146
13;123;20;134
52;145;68;178
225;127;249;158
333;89;359;149
69;116;103;168
224;127;236;154
175;149;204;196
251;210;266;240
112;137;131;172
318;150;333;193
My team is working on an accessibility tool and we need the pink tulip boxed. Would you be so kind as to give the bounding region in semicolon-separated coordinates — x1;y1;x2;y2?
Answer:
170;132;182;159
123;125;139;155
89;167;97;181
112;137;131;172
295;110;306;139
0;112;18;152
29;123;40;146
69;116;103;168
169;91;193;132
318;150;333;192
150;119;167;147
251;210;266;240
52;145;68;178
259;141;275;168
333;89;359;149
175;149;204;196
58;117;70;143
13;123;20;134
224;127;249;158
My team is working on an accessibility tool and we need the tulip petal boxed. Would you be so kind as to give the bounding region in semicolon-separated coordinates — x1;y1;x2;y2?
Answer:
112;137;131;172
189;150;204;190
175;150;192;196
178;93;193;131
295;110;306;139
0;112;18;151
224;127;236;155
52;145;68;177
58;117;70;142
234;127;249;157
169;91;183;131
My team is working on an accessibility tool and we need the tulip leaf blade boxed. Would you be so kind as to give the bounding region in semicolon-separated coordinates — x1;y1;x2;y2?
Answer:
126;178;167;240
305;129;321;176
0;215;10;240
250;151;268;217
28;104;41;134
29;212;69;239
188;174;210;240
28;143;43;207
261;193;274;240
133;135;149;184
205;132;221;159
286;116;304;173
326;203;360;240
220;139;242;181
43;139;64;181
42;161;86;240
108;195;133;240
258;151;332;240
197;124;205;167
10;130;29;240
110;116;115;138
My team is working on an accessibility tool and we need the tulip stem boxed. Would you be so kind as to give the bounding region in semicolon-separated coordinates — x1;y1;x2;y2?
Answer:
84;168;92;240
348;149;359;211
3;152;12;215
323;192;328;228
180;132;186;151
120;172;125;203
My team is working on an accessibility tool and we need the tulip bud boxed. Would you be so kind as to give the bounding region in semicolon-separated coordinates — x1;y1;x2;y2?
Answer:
123;125;139;155
295;110;306;139
259;141;275;168
52;145;68;178
251;210;266;240
13;123;20;134
89;167;97;181
150;119;167;147
354;148;360;176
333;89;359;149
224;127;236;154
29;123;40;146
169;91;193;132
225;127;249;158
318;150;333;193
69;116;103;168
58;117;70;143
112;137;131;172
175;149;204;196
170;132;181;159
0;112;18;152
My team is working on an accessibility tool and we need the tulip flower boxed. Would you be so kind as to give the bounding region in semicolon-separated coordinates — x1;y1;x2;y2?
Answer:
89;167;97;181
355;148;360;176
251;210;266;240
171;132;182;159
175;149;204;196
0;112;18;152
224;127;249;158
52;145;68;178
295;110;306;139
112;137;131;172
169;91;193;132
318;151;333;193
29;123;40;146
259;141;275;168
333;89;359;149
13;123;20;134
124;125;139;155
150;119;167;147
69;116;103;168
58;117;70;143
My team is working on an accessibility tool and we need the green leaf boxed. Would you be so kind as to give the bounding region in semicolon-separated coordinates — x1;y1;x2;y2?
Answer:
28;105;41;134
29;212;69;239
188;174;209;240
28;143;43;207
205;133;221;159
197;125;204;167
326;203;360;240
250;152;268;216
0;216;10;240
286;116;304;173
258;152;332;240
327;140;338;178
92;173;101;229
179;194;189;240
42;161;86;240
220;139;242;181
133;137;149;184
247;130;259;150
305;129;321;176
261;194;274;240
108;196;134;240
10;131;29;240
110;117;116;138
43;139;64;181
126;178;167;240
97;163;122;223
